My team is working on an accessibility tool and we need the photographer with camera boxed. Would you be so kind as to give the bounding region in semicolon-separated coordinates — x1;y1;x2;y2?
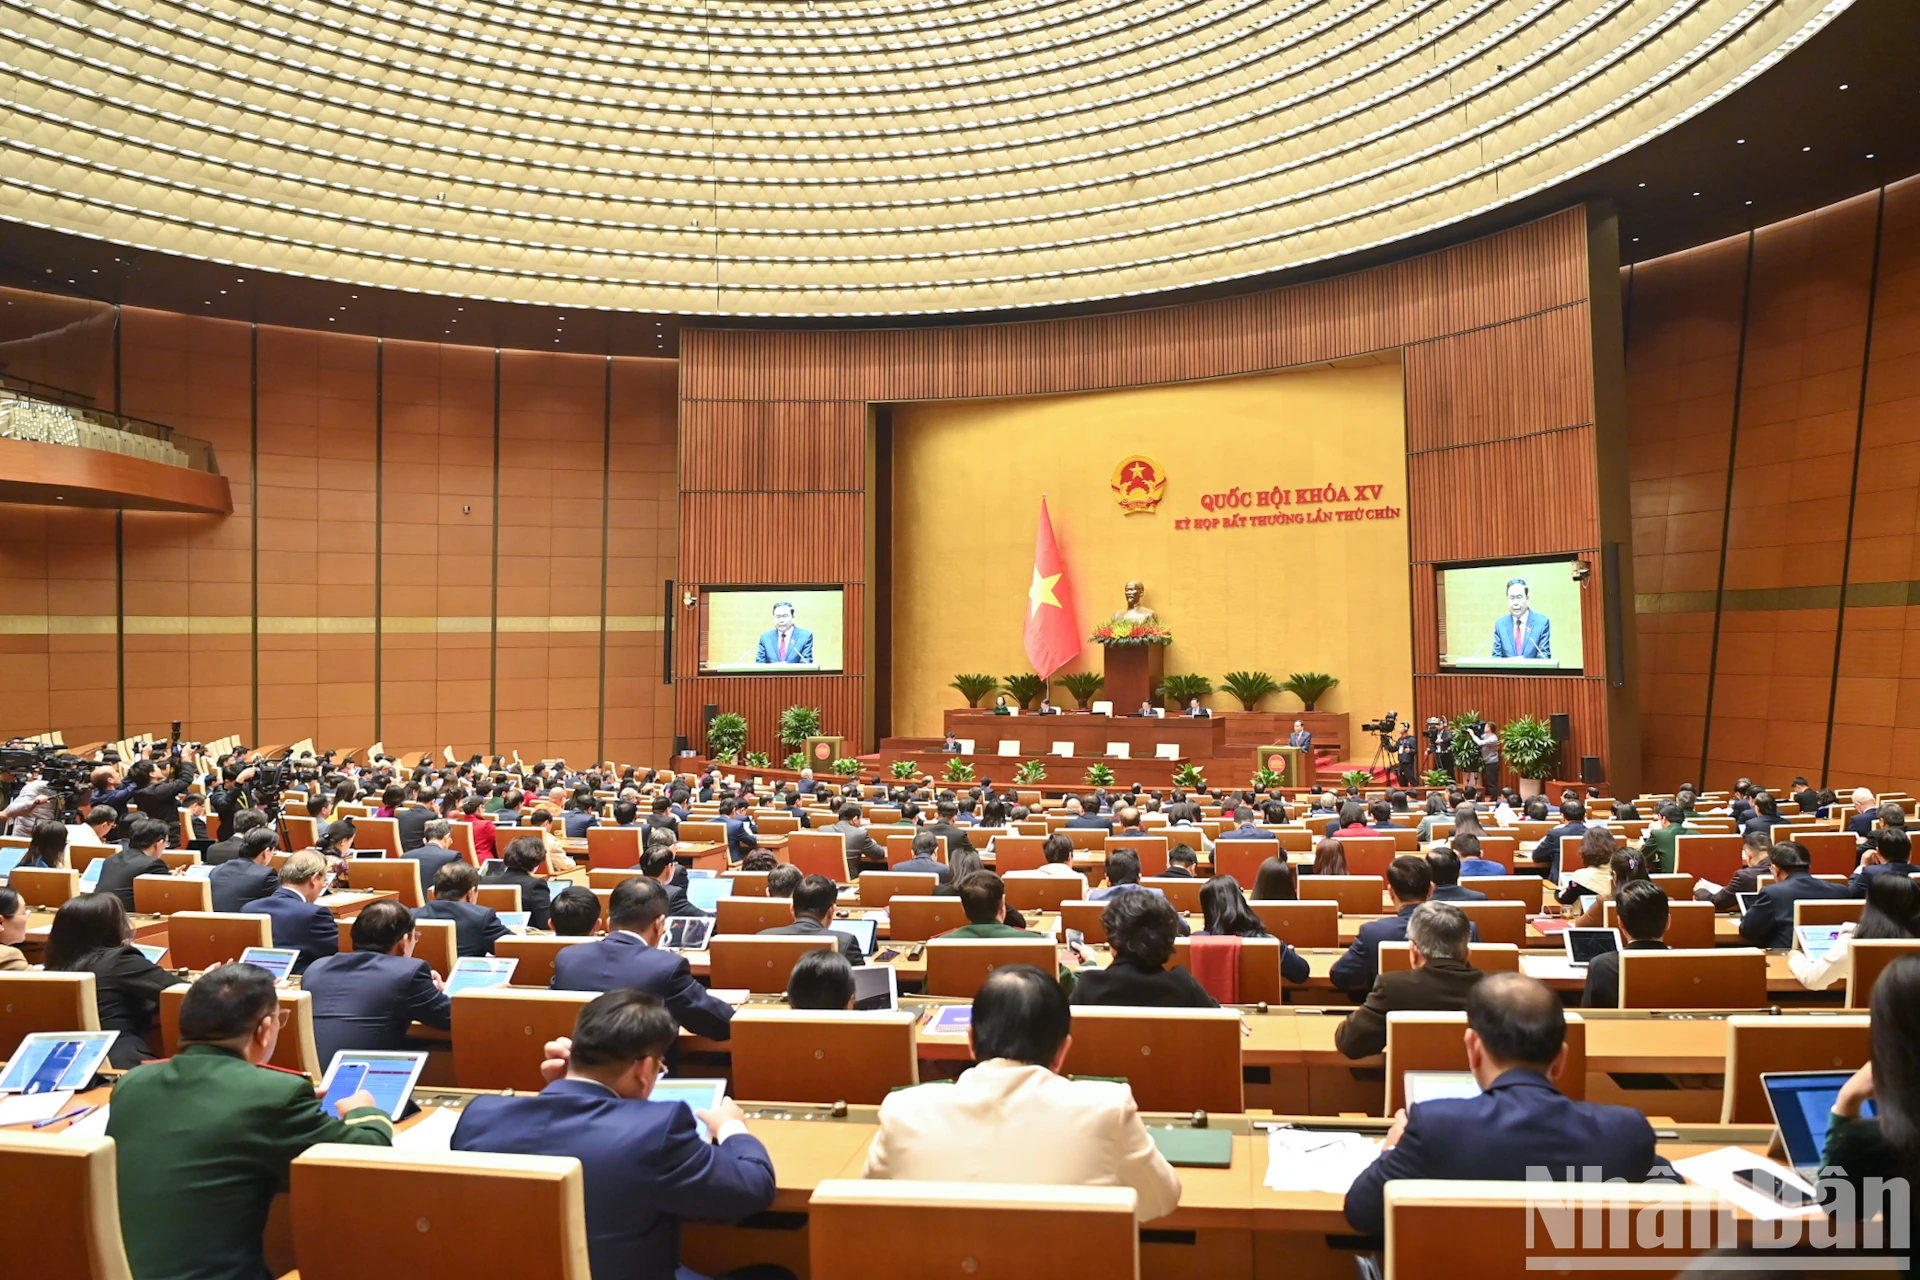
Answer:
1423;717;1455;777
128;743;199;845
1395;725;1417;786
1;753;60;836
209;754;264;834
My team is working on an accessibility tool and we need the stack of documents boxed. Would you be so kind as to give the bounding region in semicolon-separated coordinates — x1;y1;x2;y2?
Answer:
1263;1128;1380;1194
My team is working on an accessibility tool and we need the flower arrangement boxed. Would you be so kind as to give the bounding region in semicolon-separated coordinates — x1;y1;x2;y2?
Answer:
1088;621;1173;647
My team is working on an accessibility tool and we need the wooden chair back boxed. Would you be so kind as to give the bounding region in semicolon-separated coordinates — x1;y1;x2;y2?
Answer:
1061;1006;1245;1113
728;1009;919;1105
677;821;728;847
1720;1014;1872;1123
69;843;112;873
586;868;648;890
446;820;477;864
1457;900;1527;946
708;934;834;993
1517;821;1553;842
1601;899;1714;949
1298;875;1383;915
713;896;795;935
278;815;318;851
1385;1010;1587;1113
885;834;945;868
1250;899;1338;948
1058;900;1107;944
1796;831;1858;876
1616;948;1767;1009
1340;836;1398;880
1847;939;1920;1009
451;988;596;1089
1650;873;1694;900
992;836;1047;874
1674;834;1744;886
923;938;1059;998
11;865;78;908
1459;876;1543;910
1140;877;1201;913
1793;897;1865;929
159;984;321;1077
584;827;642;868
858;871;937;908
1106;836;1168;878
0;971;99;1058
1377;941;1519;976
785;831;851;882
0;1133;133;1280
1210;840;1279;888
476;883;522;913
721;871;770;897
165;911;271;971
1002;872;1087;913
132;874;213;916
1170;936;1288;1004
806;1181;1136;1280
496;936;596;988
353;817;403;858
290;1146;589;1280
348;858;425;908
754;815;800;837
158;851;201;872
413;919;457;979
886;895;970;941
1382;1182;1717;1278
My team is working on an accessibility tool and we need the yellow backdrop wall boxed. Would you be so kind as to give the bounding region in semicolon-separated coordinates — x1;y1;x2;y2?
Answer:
890;357;1413;739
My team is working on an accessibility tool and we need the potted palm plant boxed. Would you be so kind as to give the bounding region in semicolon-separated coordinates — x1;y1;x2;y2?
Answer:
706;712;748;764
1155;673;1213;710
1001;672;1045;711
1281;672;1339;711
949;674;998;708
1222;670;1282;712
1055;671;1106;709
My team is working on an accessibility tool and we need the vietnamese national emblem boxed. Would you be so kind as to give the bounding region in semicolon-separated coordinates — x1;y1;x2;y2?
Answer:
1110;455;1167;514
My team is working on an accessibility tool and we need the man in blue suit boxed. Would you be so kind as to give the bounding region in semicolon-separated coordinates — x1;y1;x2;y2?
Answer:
1739;840;1852;949
242;851;339;973
1850;828;1919;896
301;899;453;1067
209;828;281;913
1329;857;1476;997
1216;806;1278;842
550;877;736;1042
1489;577;1551;660
1344;972;1664;1237
721;797;759;864
753;600;814;664
414;861;511;958
453;990;777;1280
400;818;463;889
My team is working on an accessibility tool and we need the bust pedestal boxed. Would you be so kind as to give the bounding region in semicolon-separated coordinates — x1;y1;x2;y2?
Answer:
1102;643;1165;713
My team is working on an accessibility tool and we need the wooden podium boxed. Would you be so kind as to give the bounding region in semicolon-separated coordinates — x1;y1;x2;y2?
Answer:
1101;643;1165;712
804;736;844;769
1255;744;1315;788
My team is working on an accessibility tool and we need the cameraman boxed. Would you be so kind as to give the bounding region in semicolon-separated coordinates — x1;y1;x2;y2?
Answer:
0;755;59;836
1395;726;1417;787
1429;721;1455;776
129;746;198;845
84;762;136;820
210;755;264;835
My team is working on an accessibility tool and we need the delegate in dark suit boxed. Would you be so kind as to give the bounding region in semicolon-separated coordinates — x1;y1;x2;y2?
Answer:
209;857;281;913
1344;1069;1659;1236
396;803;436;851
415;897;511;958
821;821;885;876
1580;939;1668;1009
95;847;169;911
1430;883;1488;903
1064;812;1113;830
1848;860;1920;897
1334;957;1484;1059
925;819;978;856
758;916;863;965
301;949;454;1067
243;886;339;973
550;932;735;1041
202;834;247;867
754;626;814;663
660;866;711;919
453;1077;775;1280
401;842;463;889
1490;611;1552;659
483;866;552;930
723;815;759;863
1738;871;1851;949
1329;905;1447;998
1532;820;1587;880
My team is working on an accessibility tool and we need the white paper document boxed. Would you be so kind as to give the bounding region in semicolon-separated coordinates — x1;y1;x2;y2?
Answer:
1263;1128;1381;1194
0;1091;74;1126
67;1104;110;1138
393;1106;462;1151
1671;1146;1824;1221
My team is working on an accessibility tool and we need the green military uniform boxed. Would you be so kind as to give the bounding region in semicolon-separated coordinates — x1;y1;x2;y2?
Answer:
941;920;1076;993
1638;821;1695;875
106;1043;394;1280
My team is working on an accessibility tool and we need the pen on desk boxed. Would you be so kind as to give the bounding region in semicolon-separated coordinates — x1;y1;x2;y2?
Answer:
34;1104;96;1129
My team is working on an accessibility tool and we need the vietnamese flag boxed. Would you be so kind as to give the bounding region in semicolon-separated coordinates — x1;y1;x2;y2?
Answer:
1023;497;1080;680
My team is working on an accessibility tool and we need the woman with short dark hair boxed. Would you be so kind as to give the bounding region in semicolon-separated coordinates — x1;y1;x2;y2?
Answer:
1069;891;1217;1008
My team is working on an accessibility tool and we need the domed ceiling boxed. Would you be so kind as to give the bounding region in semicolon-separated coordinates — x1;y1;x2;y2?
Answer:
0;0;1856;316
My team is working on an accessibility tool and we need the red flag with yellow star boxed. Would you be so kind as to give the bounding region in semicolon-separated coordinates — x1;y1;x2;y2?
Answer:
1023;497;1080;680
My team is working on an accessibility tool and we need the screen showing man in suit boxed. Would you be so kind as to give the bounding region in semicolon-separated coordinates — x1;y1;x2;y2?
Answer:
1437;561;1584;674
701;588;845;673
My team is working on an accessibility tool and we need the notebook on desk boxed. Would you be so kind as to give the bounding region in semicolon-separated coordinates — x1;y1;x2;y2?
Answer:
1148;1127;1234;1168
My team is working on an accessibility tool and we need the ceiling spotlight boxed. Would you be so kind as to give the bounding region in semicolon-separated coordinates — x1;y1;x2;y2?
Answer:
1803;146;1812;152
1839;83;1848;90
1637;182;1646;188
1737;139;1745;144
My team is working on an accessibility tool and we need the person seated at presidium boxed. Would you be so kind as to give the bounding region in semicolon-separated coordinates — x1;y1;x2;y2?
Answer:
241;850;340;973
45;892;178;1069
302;899;454;1067
415;860;513;958
1343;972;1662;1239
1071;891;1216;1008
108;965;394;1280
1335;901;1483;1059
756;873;864;965
453;990;776;1280
864;965;1182;1222
551;876;736;1041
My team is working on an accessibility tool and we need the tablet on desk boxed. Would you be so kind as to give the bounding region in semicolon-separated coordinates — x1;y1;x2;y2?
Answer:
239;946;300;985
480;859;505;877
0;848;27;878
1795;925;1845;955
1402;1070;1482;1105
446;955;519;995
662;916;714;951
832;916;879;957
1735;892;1760;916
78;859;104;890
181;863;215;880
497;911;531;931
0;1031;119;1094
650;1077;728;1141
852;963;898;1011
131;943;169;965
1763;1070;1875;1175
1564;927;1621;967
685;878;734;914
319;1050;428;1120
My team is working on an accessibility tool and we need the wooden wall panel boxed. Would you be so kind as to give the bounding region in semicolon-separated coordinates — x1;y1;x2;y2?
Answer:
1414;674;1610;776
674;675;866;761
679;206;1626;776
